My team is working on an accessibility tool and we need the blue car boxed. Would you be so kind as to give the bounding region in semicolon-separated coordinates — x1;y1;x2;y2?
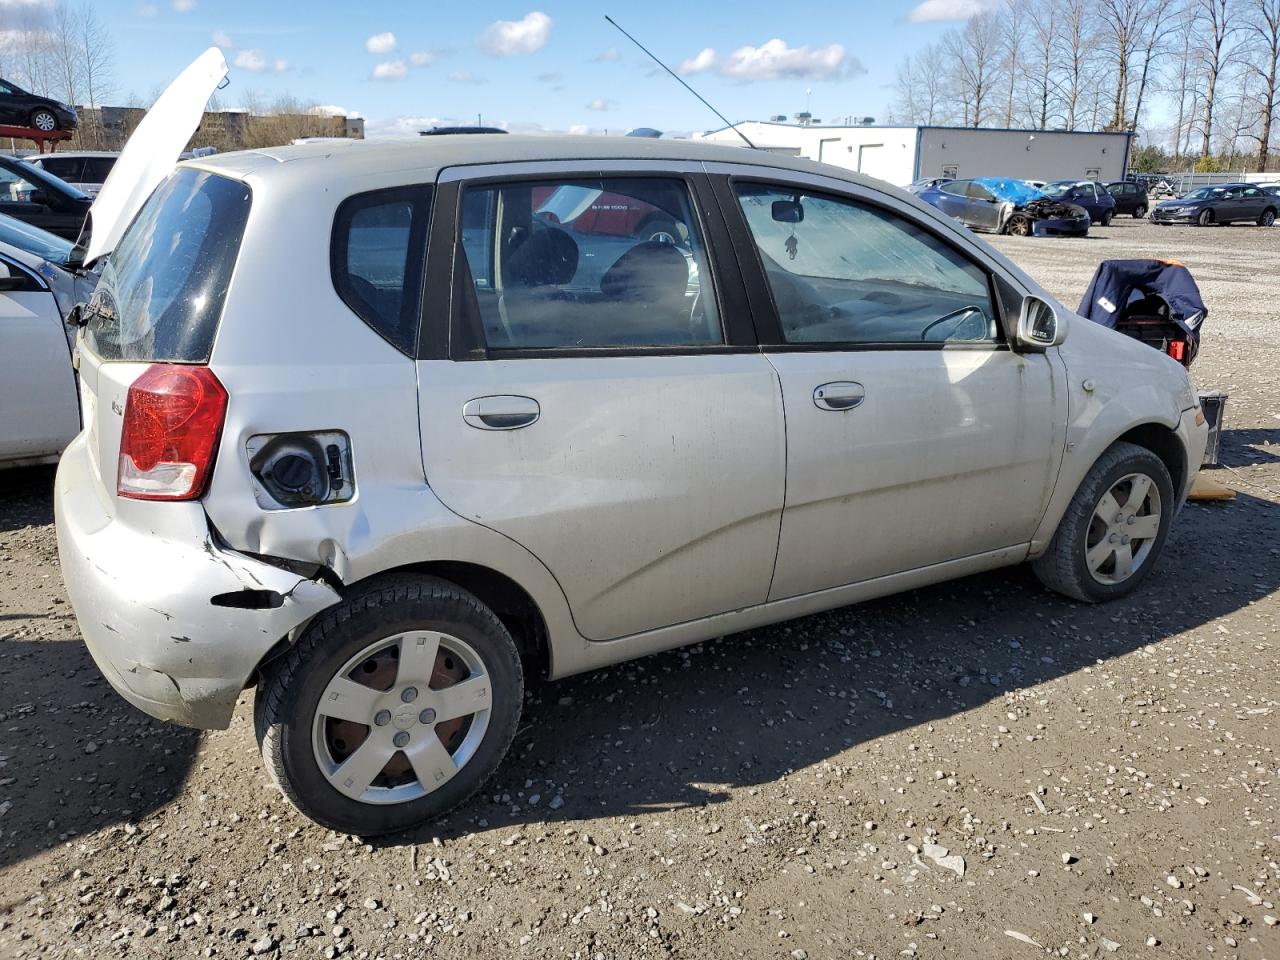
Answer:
1040;180;1117;225
917;177;1091;237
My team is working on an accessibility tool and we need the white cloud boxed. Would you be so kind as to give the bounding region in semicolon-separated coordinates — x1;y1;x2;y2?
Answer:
365;31;396;54
447;70;485;84
234;48;288;74
211;28;232;48
909;0;991;20
678;47;716;75
371;59;407;81
478;10;552;56
409;50;436;66
568;123;590;135
173;0;195;10
365;115;454;138
137;2;158;15
592;47;620;63
680;39;853;82
586;98;615;111
311;104;357;118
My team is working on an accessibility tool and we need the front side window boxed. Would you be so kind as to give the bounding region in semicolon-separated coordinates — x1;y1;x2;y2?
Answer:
331;186;432;355
966;183;994;201
938;181;968;197
456;177;721;350
735;183;997;345
0;164;44;203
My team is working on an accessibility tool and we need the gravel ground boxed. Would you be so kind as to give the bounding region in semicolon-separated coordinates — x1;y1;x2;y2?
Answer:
1;218;1277;960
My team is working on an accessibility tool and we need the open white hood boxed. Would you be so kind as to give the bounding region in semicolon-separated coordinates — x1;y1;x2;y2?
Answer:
83;47;229;265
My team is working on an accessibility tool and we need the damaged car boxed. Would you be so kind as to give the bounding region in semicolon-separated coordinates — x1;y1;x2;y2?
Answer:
58;49;1210;836
917;177;1091;236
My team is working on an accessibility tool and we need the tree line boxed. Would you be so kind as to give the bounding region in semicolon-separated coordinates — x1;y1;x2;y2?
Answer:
891;0;1280;171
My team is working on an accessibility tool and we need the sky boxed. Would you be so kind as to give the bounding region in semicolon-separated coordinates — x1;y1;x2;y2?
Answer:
92;0;970;137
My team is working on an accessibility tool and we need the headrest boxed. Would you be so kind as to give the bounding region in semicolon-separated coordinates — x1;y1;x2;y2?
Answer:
506;227;578;287
600;241;688;303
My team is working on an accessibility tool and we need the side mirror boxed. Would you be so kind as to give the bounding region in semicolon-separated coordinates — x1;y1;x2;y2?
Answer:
771;199;804;223
1015;295;1066;352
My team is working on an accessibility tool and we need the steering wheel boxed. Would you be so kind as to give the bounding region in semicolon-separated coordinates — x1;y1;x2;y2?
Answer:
920;305;988;342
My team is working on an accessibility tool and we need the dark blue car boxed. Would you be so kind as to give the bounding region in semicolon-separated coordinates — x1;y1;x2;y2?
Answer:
1041;180;1117;225
917;177;1090;237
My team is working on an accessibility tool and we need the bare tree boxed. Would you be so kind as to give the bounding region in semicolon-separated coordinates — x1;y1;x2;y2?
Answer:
1000;0;1032;125
941;11;1005;126
892;43;950;124
1244;0;1280;168
1194;0;1243;155
1024;0;1062;127
1058;0;1096;127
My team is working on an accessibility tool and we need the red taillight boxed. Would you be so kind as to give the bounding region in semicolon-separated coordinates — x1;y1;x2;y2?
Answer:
118;364;227;501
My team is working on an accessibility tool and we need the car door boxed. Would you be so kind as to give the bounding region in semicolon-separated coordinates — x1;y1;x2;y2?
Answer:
0;255;79;463
415;161;787;641
1239;186;1266;219
714;168;1066;599
0;82;21;125
933;180;973;225
964;182;1002;231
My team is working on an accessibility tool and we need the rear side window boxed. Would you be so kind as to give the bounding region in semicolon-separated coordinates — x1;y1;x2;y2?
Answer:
85;168;251;362
331;186;432;356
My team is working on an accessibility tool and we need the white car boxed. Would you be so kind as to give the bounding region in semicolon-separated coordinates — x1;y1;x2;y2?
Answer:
0;213;96;467
24;151;118;198
56;51;1209;837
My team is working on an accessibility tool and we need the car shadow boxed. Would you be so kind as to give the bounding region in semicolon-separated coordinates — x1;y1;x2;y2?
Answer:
0;465;200;880
0;465;55;533
1217;427;1280;467
379;483;1279;846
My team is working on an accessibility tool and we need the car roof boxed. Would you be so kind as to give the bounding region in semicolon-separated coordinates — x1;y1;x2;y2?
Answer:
28;151;119;160
183;134;873;191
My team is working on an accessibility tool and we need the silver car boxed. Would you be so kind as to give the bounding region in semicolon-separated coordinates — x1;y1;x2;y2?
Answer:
56;57;1208;836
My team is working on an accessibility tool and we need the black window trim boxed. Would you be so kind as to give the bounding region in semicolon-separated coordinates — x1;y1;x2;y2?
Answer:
433;168;758;361
331;183;433;358
714;173;1013;353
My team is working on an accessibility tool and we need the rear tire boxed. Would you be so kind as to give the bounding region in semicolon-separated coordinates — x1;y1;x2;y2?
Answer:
1258;208;1276;227
1100;209;1114;226
29;109;58;132
1133;204;1147;219
256;574;523;835
1032;442;1174;603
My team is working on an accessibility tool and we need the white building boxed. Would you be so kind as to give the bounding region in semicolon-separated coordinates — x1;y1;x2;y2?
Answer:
695;122;1134;187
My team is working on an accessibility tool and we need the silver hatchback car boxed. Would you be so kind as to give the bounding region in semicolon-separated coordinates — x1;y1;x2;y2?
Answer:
57;133;1208;835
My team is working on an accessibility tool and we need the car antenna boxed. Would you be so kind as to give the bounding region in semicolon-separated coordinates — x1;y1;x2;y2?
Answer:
603;15;756;149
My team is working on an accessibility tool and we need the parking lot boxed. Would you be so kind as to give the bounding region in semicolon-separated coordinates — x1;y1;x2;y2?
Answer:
1;217;1277;959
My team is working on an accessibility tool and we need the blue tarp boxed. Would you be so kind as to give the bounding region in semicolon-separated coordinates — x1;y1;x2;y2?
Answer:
972;177;1045;205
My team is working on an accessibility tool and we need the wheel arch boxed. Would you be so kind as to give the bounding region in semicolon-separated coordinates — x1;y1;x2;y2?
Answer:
1114;422;1187;500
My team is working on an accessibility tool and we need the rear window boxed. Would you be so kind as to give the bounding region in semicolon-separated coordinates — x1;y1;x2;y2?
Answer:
85;168;251;362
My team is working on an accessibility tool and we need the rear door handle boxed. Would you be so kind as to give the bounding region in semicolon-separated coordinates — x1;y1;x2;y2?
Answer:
462;395;540;430
813;381;865;411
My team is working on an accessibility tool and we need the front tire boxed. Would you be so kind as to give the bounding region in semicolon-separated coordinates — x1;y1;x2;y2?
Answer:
1197;209;1214;227
256;574;523;835
1100;209;1114;226
1005;214;1032;236
1032;442;1174;603
30;109;58;132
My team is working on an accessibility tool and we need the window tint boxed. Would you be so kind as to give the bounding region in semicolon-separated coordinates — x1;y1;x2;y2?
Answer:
37;157;85;182
456;177;721;350
84;168;251;362
938;181;968;197
82;157;116;182
734;183;997;345
331;186;431;355
966;182;994;201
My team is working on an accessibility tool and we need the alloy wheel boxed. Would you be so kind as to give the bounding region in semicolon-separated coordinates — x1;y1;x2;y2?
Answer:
311;631;492;805
32;111;56;132
1084;472;1162;585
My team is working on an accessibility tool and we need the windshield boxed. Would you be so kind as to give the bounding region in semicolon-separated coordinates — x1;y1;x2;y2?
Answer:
1180;187;1225;200
1040;182;1080;198
0;212;74;264
84;167;251;362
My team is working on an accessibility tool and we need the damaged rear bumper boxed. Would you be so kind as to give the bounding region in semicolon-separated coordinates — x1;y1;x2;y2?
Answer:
54;434;341;729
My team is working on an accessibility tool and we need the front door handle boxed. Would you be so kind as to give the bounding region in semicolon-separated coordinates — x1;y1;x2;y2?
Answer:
813;381;865;411
462;395;540;430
